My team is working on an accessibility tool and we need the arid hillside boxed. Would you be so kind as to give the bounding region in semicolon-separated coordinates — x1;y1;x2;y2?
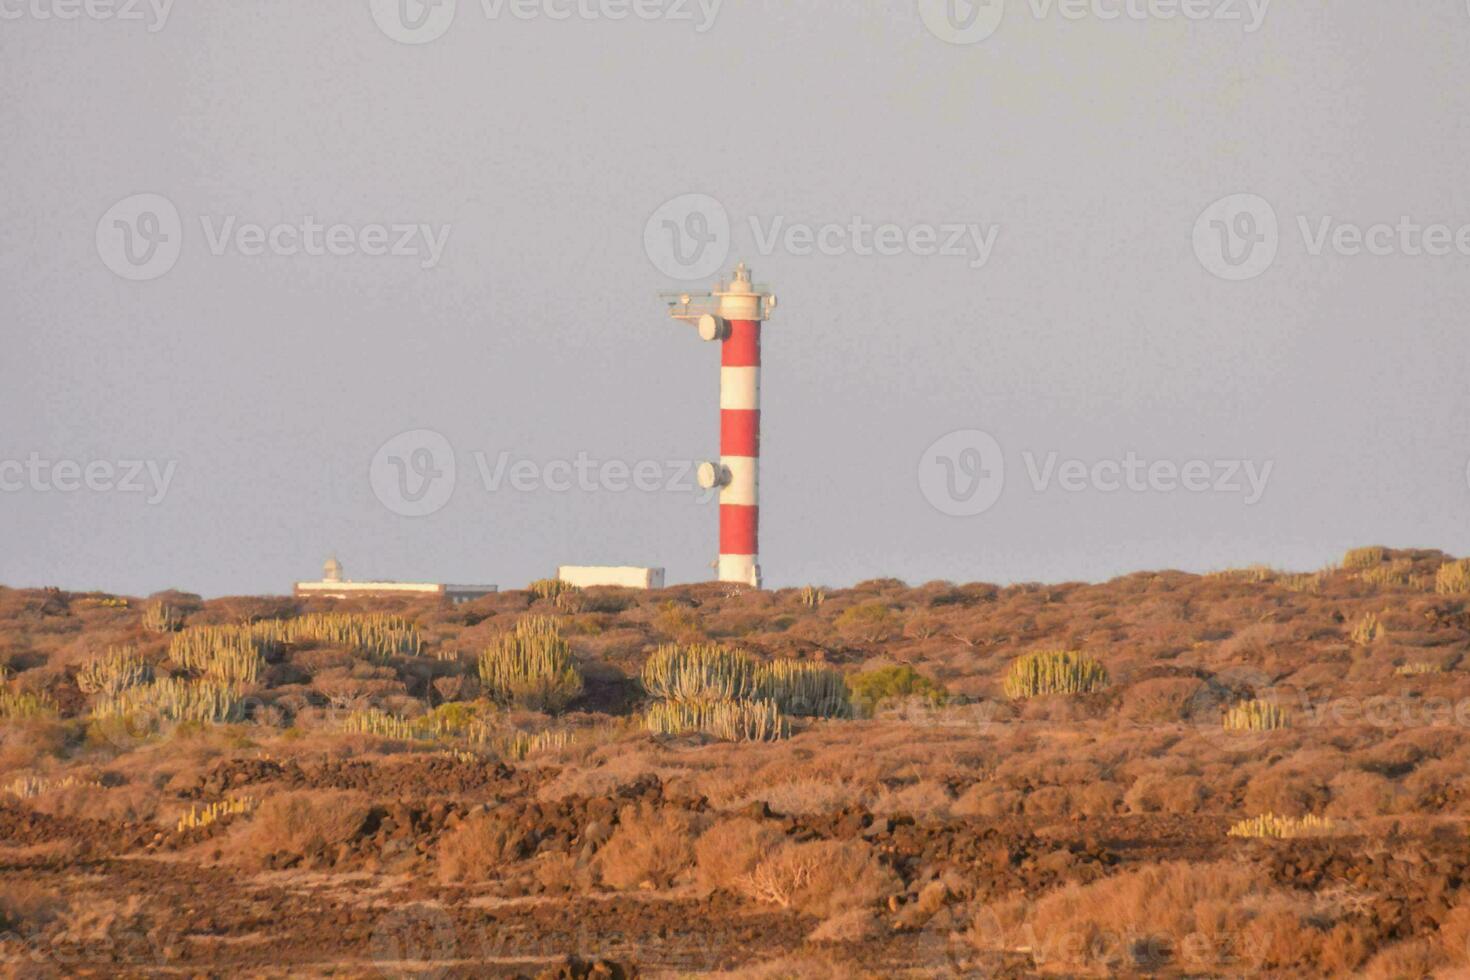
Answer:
3;546;1470;977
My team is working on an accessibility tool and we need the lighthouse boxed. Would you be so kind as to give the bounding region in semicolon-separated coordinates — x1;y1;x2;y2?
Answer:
663;262;778;588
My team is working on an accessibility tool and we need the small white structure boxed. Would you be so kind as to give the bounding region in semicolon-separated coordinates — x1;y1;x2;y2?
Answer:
556;565;665;590
295;557;497;604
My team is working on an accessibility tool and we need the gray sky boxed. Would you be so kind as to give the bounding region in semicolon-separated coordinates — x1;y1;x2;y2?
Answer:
3;0;1469;597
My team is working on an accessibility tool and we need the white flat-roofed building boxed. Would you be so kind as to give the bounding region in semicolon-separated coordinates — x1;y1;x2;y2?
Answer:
294;558;496;604
557;565;665;590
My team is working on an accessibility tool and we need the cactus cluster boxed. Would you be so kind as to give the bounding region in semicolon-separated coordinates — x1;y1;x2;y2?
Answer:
1350;611;1384;646
3;774;100;799
281;613;422;661
177;796;256;833
0;689;58;721
489;727;573;761
643;698;788;742
637;642;837;740
1002;650;1110;700
755;660;850;718
478;617;584;713
170;627;265;687
93;677;243;726
640;643;759;704
76;646;152;697
1342;546;1387;570
529;578;579;602
1395;661;1444;677
1357;560;1421;589
1435;559;1470;596
341;708;424;741
142;601;182;634
1227;812;1335;839
1222;698;1290;732
800;586;825;609
1280;571;1328;594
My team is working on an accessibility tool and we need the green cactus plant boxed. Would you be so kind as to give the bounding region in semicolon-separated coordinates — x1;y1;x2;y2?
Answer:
76;646;152;697
755;660;850;718
1003;650;1109;700
643;698;788;742
639;643;758;704
478;617;583;713
1222;698;1290;733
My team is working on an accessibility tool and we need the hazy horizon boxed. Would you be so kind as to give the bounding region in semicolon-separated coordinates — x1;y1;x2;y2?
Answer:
5;1;1470;597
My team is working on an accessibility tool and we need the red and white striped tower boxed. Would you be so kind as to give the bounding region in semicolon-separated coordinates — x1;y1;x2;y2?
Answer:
664;263;777;588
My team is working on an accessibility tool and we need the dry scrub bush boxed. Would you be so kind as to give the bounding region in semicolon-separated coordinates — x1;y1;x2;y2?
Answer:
738;839;898;918
973;861;1340;974
694;817;785;893
1120;676;1203;724
437;811;536;881
807;908;881;944
227;789;371;867
597;802;707;890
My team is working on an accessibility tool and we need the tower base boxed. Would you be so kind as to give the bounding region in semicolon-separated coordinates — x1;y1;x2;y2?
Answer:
717;554;761;589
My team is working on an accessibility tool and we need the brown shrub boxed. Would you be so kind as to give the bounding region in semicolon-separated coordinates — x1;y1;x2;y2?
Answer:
438;811;536;882
1360;939;1442;979
1120;677;1204;724
974;861;1325;973
1243;770;1330;817
597;802;707;890
226;789;371;867
694;817;784;894
739;839;898;918
808;908;881;943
